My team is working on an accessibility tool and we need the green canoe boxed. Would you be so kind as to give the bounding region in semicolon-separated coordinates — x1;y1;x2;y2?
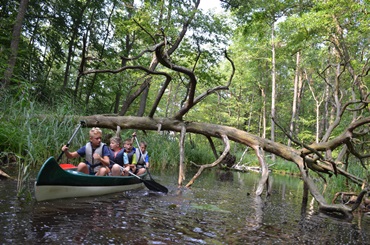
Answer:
34;156;145;201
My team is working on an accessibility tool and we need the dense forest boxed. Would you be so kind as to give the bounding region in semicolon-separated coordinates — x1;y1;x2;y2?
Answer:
1;0;369;219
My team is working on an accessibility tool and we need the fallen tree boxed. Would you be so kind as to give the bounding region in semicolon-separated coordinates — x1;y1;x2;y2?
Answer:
79;114;370;220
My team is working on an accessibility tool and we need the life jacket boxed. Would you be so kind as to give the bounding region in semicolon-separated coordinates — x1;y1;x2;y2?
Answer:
85;142;105;173
126;149;135;164
135;150;148;167
110;148;125;167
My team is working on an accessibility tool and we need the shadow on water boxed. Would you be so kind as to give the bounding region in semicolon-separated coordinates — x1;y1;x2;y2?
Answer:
1;169;370;244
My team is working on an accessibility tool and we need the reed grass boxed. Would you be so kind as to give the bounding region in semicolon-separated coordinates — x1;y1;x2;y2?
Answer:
0;94;84;198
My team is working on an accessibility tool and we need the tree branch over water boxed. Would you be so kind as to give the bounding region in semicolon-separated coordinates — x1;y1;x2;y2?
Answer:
79;114;370;219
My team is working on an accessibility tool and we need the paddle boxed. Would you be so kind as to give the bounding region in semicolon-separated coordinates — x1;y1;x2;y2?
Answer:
110;160;168;193
58;121;85;169
129;170;168;193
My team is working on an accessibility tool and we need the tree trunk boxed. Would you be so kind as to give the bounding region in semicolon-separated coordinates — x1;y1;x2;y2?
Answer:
259;85;266;138
1;0;29;89
178;125;186;186
62;27;78;90
288;52;300;147
138;55;158;116
83;4;115;109
270;23;276;162
306;72;324;143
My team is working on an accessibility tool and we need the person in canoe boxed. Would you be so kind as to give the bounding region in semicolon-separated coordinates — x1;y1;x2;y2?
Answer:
61;127;111;176
124;138;135;163
123;132;137;163
109;136;130;176
132;140;150;176
123;133;137;173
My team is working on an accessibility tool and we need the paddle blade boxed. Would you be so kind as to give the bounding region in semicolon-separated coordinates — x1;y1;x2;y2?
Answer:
60;163;77;170
142;179;168;193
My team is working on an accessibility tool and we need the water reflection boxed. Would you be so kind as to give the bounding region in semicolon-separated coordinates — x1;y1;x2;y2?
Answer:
215;170;234;182
246;196;264;231
1;169;370;244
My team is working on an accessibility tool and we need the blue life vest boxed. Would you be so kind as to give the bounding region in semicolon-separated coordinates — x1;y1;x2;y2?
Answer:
126;149;136;164
110;148;126;167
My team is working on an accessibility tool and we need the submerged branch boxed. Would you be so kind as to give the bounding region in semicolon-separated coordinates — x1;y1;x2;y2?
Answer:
0;169;12;179
253;145;270;196
185;134;230;187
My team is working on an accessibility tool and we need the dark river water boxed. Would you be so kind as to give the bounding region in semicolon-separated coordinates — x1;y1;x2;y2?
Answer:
1;168;370;244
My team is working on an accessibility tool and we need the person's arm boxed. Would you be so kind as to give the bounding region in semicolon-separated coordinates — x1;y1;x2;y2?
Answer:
93;153;110;167
131;132;136;145
102;156;110;167
145;154;150;168
61;145;80;159
93;145;111;167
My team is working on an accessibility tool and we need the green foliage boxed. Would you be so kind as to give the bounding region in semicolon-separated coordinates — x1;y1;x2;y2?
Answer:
126;131;215;170
186;141;216;166
0;92;92;197
269;158;301;175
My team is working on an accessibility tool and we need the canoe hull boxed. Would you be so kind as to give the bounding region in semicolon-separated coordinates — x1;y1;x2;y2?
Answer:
35;183;143;201
35;157;145;201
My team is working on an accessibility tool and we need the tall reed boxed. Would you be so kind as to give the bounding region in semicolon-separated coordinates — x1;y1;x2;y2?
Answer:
0;94;83;198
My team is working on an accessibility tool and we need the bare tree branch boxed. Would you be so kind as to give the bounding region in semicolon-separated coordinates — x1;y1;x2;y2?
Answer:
185;134;230;187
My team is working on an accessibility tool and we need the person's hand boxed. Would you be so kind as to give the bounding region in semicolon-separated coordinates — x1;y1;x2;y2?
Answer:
132;132;136;138
93;153;101;160
62;145;69;152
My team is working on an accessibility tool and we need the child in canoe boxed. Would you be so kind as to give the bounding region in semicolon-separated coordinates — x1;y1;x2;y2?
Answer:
109;136;130;176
